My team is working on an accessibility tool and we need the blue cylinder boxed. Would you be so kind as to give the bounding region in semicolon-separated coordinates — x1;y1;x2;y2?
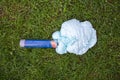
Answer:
20;39;56;48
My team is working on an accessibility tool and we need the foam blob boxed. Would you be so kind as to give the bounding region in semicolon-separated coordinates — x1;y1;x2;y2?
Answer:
52;19;97;55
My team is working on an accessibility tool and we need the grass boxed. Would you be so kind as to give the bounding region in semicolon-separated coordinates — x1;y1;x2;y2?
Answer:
0;0;120;80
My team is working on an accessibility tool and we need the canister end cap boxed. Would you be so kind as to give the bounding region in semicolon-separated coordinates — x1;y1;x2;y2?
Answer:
20;39;25;47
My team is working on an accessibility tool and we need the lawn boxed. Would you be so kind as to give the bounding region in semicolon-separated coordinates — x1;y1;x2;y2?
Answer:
0;0;120;80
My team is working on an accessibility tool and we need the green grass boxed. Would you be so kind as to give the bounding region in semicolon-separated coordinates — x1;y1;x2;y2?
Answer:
0;0;120;80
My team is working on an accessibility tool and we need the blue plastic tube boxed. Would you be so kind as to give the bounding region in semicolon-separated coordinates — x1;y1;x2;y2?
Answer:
20;39;57;48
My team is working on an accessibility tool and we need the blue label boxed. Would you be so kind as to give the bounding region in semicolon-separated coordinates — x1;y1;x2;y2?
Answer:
24;40;52;48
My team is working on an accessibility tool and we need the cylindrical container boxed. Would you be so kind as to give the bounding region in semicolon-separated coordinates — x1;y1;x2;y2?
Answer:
20;39;57;48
